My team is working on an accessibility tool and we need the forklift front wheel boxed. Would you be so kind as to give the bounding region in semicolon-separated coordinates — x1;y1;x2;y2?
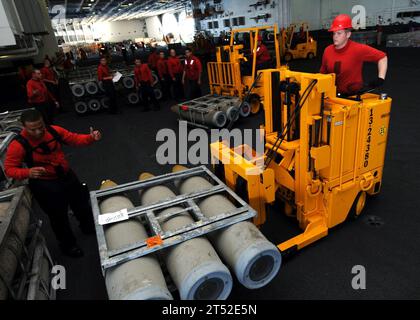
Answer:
349;191;367;220
307;52;315;59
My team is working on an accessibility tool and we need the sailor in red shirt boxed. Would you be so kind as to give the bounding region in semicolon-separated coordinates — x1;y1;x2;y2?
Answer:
148;48;159;71
156;51;171;100
320;14;388;96
182;48;202;99
40;59;60;105
134;57;160;111
4;109;102;257
255;35;272;70
98;57;118;114
27;69;59;125
167;48;184;101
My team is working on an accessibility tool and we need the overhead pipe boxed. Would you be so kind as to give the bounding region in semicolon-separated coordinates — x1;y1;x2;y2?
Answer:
138;173;233;300
99;180;172;300
172;165;282;289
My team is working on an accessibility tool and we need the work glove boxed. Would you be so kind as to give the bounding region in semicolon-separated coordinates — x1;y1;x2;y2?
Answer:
368;77;385;89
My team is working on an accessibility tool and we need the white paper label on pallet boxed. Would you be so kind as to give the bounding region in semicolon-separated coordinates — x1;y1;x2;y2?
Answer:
98;208;129;225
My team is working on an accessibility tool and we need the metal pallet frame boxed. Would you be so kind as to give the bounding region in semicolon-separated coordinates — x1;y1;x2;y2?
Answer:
90;165;256;274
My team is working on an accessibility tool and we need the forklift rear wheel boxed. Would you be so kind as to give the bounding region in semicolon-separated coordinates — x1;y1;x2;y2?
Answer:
349;191;367;220
307;52;315;59
284;53;293;62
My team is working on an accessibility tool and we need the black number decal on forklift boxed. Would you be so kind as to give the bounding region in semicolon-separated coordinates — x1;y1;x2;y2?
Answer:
364;109;374;168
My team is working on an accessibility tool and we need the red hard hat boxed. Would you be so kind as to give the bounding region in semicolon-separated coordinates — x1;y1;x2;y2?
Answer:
329;14;352;32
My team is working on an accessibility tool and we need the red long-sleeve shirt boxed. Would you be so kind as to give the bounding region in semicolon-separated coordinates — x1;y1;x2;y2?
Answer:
134;64;153;85
5;126;95;180
256;44;271;64
184;55;202;81
320;40;386;94
26;79;56;104
97;64;111;81
167;56;183;78
40;67;56;82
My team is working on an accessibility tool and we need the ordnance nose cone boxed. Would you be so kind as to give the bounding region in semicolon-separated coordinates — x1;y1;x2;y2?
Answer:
172;165;188;173
100;179;117;190
139;172;154;181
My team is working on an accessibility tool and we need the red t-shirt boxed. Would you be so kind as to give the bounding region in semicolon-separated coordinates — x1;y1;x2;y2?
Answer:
184;56;202;81
256;44;271;64
134;64;153;85
5;126;94;180
320;40;386;94
148;52;159;69
40;67;56;82
167;56;183;78
97;64;111;81
26;79;56;104
156;58;169;79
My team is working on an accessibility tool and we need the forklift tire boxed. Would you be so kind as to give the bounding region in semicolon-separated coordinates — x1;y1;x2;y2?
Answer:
307;52;315;59
249;95;262;114
348;191;367;220
284;52;293;62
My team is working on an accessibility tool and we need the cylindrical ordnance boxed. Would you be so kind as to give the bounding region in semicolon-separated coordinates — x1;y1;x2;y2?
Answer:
154;88;163;100
151;72;159;86
71;84;85;97
172;165;282;289
88;99;101;112
128;92;139;105
171;105;227;128
99;180;172;300
138;173;232;300
85;81;99;95
220;104;239;122
122;76;135;89
100;97;110;109
74;101;88;114
4;124;23;134
0;193;31;299
239;101;251;118
98;81;105;92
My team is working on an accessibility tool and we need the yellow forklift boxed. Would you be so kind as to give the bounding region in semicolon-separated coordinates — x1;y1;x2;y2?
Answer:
211;68;392;256
281;23;317;62
207;25;281;115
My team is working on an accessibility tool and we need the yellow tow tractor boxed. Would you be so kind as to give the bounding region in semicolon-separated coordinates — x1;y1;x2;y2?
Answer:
281;23;317;62
211;67;392;256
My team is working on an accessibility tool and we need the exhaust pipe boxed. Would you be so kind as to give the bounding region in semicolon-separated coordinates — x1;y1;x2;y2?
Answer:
172;165;282;289
99;180;172;300
138;173;233;300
